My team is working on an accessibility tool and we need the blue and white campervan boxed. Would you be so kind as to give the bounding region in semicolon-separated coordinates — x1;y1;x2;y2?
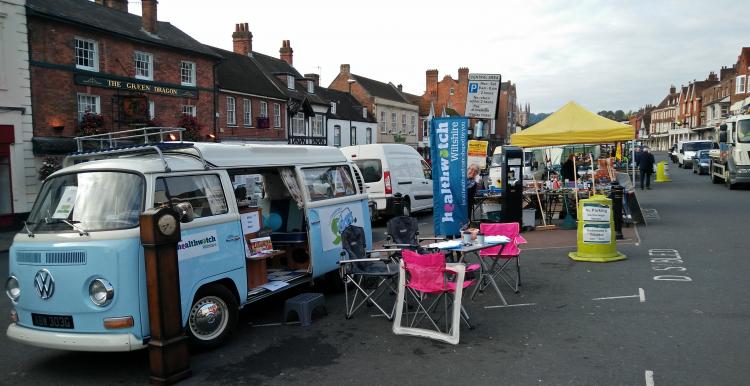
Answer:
4;128;372;351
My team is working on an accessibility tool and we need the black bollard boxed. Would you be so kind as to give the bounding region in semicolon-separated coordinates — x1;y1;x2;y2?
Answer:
610;182;624;240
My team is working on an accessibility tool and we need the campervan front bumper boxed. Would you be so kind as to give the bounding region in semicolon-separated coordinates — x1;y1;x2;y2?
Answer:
7;322;146;352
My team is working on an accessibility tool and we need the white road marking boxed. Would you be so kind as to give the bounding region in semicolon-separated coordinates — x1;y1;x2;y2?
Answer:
484;303;537;309
645;370;655;386
592;288;646;302
251;321;300;327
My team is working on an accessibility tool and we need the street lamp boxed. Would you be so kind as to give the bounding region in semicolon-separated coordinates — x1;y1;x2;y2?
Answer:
347;78;356;146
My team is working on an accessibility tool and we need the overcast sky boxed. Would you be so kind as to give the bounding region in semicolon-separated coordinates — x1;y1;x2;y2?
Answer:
132;0;747;114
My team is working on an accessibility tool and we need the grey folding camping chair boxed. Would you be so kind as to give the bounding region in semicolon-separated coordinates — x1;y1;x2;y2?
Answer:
338;225;400;320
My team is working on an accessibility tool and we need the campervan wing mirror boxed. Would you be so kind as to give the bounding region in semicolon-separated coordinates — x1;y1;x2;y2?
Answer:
173;202;195;223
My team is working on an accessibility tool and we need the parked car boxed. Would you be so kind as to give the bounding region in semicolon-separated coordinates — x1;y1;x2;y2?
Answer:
677;140;714;169
692;149;710;175
341;144;433;218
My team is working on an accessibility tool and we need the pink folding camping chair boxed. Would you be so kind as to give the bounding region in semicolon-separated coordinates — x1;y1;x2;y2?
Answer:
392;249;477;345
474;222;527;302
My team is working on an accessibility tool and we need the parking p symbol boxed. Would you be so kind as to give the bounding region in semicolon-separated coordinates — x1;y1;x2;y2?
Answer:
468;83;479;93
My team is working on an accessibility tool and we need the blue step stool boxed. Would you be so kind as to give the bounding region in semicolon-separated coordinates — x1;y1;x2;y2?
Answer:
283;293;327;327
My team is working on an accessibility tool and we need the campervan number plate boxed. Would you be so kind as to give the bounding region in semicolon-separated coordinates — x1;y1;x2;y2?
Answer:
31;313;74;329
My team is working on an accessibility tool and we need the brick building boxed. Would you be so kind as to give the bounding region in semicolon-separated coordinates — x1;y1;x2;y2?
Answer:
497;81;518;145
27;0;221;151
330;64;419;146
648;85;679;150
212;23;288;144
730;47;750;113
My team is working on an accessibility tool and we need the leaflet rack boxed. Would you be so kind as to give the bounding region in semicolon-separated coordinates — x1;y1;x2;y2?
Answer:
64;127;208;172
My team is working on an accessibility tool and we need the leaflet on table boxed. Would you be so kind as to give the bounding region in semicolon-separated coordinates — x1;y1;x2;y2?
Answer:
427;240;462;249
484;235;510;243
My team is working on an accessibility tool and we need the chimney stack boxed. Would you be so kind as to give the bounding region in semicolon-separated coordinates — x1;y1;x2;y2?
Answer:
304;73;320;86
104;0;127;12
141;0;158;35
397;84;403;92
708;71;718;81
426;69;438;94
279;40;293;66
669;85;676;94
340;64;351;75
232;23;253;56
458;67;469;83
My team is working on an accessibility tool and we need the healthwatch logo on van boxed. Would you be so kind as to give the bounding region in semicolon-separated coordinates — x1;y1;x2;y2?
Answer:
178;230;219;260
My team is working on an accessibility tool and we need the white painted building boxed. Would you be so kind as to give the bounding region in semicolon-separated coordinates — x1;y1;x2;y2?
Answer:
316;86;377;147
0;0;36;228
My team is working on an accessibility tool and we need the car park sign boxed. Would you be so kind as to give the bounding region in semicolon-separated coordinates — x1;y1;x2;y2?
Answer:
465;73;501;119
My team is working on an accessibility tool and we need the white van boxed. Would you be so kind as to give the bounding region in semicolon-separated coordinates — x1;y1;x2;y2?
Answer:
341;144;432;218
677;140;714;168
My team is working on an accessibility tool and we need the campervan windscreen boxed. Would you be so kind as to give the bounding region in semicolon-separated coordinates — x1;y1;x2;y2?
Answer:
27;171;144;232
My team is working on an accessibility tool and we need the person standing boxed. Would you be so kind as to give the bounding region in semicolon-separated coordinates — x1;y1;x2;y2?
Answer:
561;154;576;183
638;147;656;190
466;164;481;221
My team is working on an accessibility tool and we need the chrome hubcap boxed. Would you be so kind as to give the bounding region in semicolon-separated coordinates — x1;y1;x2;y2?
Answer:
189;296;227;340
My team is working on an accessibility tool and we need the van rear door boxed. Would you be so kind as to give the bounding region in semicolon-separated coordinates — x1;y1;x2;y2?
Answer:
299;165;372;278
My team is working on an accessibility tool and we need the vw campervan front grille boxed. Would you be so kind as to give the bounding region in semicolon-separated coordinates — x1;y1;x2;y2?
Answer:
16;251;43;264
45;251;87;265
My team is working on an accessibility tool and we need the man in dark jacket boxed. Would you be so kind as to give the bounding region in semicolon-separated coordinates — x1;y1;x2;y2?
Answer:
638;147;656;190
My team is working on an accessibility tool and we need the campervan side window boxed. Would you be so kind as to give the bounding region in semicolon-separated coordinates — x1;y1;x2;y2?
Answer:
155;174;228;218
302;166;356;201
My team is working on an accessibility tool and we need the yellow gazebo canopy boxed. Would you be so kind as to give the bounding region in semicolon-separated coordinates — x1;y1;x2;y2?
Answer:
511;101;635;147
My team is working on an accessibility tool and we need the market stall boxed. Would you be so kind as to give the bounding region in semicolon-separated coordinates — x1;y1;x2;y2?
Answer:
508;101;636;227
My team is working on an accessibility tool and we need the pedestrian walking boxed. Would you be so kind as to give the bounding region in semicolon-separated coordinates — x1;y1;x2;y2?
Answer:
638;147;656;190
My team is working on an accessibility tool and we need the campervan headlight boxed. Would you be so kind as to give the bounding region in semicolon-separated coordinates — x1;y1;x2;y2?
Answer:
89;278;114;307
5;276;20;301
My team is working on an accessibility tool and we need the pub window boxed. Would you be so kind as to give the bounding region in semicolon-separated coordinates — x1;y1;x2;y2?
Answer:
330;102;337;115
380;111;386;132
273;103;281;127
260;101;268;118
366;127;372;144
402;114;407;132
391;112;397;131
75;37;99;72
227;96;236;126
180;61;196;86
350;126;357;146
243;99;252;127
149;101;155;119
77;93;100;121
134;51;153;81
181;105;196;117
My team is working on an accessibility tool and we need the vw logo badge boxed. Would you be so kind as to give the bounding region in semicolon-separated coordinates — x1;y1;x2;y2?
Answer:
34;269;55;300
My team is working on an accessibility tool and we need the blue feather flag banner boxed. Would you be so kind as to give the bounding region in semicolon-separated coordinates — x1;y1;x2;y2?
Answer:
430;117;469;236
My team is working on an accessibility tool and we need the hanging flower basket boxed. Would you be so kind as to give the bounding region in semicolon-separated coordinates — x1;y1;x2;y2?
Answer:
177;114;203;142
38;156;62;180
78;113;105;136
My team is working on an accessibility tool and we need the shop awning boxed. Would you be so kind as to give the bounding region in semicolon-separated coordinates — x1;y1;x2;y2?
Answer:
510;101;635;147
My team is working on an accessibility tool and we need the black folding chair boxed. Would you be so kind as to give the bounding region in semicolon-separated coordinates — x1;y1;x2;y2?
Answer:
383;216;444;253
338;225;400;320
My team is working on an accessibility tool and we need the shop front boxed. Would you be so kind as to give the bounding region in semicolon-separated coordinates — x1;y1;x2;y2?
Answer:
0;125;14;227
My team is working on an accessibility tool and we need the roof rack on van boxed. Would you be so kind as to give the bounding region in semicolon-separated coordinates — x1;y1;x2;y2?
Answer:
64;127;208;172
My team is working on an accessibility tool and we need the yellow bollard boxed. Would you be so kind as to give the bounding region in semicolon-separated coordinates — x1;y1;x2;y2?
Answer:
569;195;627;262
655;161;672;182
